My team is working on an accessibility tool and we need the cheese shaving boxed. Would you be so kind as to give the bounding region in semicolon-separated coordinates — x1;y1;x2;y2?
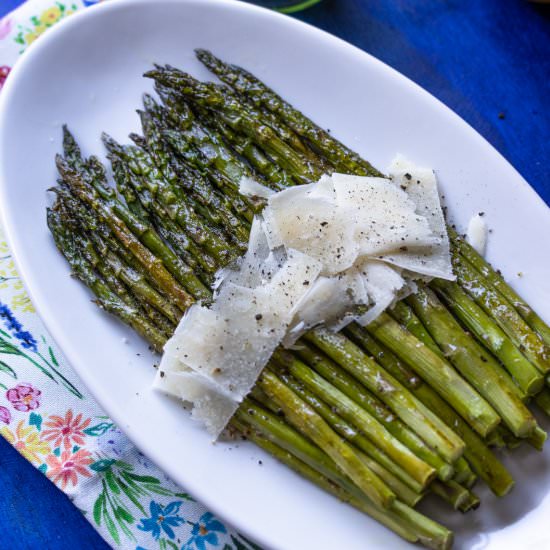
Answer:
155;156;454;437
238;176;276;199
466;213;488;256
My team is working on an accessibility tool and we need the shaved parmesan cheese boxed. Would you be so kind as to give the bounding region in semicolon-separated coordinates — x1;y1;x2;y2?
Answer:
284;269;368;345
263;183;358;274
156;156;454;438
153;369;238;436
356;261;406;326
238;176;275;199
466;213;488;256
332;173;438;256
379;156;454;280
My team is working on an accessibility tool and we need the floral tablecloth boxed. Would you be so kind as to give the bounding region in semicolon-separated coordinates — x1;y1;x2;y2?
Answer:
0;2;258;549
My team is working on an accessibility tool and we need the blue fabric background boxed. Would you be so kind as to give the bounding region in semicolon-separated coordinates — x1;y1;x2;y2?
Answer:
0;0;548;548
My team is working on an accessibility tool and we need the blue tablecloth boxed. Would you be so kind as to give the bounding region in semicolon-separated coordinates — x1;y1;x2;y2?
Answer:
0;1;548;548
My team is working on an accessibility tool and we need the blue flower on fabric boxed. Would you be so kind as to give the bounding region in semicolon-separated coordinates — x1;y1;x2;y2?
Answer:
138;501;185;540
0;301;37;352
184;512;227;550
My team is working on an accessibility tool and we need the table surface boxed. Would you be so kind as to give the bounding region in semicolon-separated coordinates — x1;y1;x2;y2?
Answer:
1;0;549;549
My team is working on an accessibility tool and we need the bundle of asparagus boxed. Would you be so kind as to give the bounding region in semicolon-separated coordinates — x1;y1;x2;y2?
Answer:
46;50;550;550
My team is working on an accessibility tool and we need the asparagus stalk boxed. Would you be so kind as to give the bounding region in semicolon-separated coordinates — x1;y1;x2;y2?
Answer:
47;207;167;352
535;388;550;416
294;342;454;481
154;83;288;196
103;134;238;266
453;458;477;488
389;301;442;356
527;426;547;451
346;323;513;496
407;288;536;438
145;67;322;184
55;155;196;312
457;491;481;514
449;227;550;347
195;49;382;177
451;249;550;374
242;393;422;506
431;278;544;396
270;351;436;487
256;379;424;504
138;96;252;241
430;480;471;512
60;140;211;302
257;369;396;509
191;104;293;189
305;328;465;463
230;417;442;548
110;150;216;282
358;324;514;496
365;313;501;438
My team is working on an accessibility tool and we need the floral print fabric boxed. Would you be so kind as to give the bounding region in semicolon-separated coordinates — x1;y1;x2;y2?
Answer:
0;2;258;549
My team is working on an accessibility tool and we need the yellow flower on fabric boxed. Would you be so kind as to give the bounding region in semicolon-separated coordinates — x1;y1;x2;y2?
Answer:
34;24;48;35
40;7;62;25
1;420;51;464
24;32;39;45
11;292;35;313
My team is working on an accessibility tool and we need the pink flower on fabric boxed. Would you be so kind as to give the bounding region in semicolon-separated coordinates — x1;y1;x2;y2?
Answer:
0;66;11;91
46;448;93;489
6;383;41;412
0;18;12;41
0;406;11;425
42;410;91;450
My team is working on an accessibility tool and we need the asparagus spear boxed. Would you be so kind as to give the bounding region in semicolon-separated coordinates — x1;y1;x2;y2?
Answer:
293;342;454;481
109;149;216;281
241;394;422;506
253;380;423;503
365;313;501;438
144;67;322;185
535;388;550;416
56;155;195;312
389;301;442;356
104;132;233;254
191;104;294;189
60;141;211;302
154;83;288;196
364;316;514;495
305;328;465;463
270;351;436;487
47;207;167;352
62;199;178;333
451;249;550;374
430;480;470;512
408;288;536;438
431;278;544;396
138;97;252;243
195;49;382;177
257;369;396;509
449;227;550;347
231;417;453;549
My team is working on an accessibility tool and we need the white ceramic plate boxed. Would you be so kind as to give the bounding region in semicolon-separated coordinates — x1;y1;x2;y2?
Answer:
1;1;550;548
